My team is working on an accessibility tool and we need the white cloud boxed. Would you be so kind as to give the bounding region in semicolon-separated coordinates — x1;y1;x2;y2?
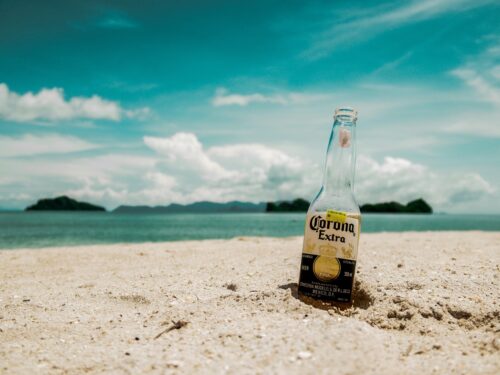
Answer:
446;38;500;136
144;132;232;181
491;65;500;80
208;143;317;200
451;39;500;106
211;87;326;107
0;83;149;123
143;132;317;202
372;0;491;24
0;134;97;157
97;134;496;210
443;112;500;138
212;88;287;107
0;153;157;209
356;156;495;209
1;154;155;188
305;0;495;59
124;107;151;120
208;143;301;170
372;51;414;75
452;68;500;105
0;132;494;212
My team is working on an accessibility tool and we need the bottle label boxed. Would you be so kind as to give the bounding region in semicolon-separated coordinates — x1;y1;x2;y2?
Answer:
298;212;360;302
326;209;347;223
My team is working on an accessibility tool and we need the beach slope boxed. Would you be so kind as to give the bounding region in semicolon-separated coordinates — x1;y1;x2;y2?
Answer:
0;232;499;374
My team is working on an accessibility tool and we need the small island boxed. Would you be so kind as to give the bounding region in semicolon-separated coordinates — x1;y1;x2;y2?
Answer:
361;198;432;213
25;196;106;212
265;198;432;214
266;198;310;212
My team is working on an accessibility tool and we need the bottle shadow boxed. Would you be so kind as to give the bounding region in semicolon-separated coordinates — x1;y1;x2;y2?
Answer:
279;280;374;311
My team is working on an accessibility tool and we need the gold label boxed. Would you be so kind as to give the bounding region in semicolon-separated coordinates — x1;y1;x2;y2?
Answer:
303;212;360;260
299;211;360;302
326;209;347;223
313;256;341;282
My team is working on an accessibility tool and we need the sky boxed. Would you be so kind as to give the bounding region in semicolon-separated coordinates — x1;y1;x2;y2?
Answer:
0;0;499;212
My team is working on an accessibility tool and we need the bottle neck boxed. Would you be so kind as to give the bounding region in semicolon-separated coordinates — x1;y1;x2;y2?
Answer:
322;119;357;195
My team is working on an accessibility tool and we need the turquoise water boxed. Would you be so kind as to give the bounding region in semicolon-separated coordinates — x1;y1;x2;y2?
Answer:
0;212;499;249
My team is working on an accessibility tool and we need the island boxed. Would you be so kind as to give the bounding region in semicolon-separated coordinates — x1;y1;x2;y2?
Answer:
265;198;310;212
113;201;266;214
25;196;106;212
265;198;432;214
361;198;432;214
24;196;431;214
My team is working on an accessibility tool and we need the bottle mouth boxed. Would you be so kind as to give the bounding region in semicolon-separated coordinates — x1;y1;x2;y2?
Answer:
334;107;357;122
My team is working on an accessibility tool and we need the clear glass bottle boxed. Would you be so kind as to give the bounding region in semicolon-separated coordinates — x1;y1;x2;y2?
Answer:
298;107;361;304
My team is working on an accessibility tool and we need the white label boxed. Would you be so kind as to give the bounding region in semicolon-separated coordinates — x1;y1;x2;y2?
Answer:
302;212;360;260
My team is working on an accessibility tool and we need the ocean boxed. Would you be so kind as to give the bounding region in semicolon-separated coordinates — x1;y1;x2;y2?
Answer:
0;212;499;249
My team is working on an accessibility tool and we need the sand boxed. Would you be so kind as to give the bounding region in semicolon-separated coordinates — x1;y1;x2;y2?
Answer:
0;232;499;374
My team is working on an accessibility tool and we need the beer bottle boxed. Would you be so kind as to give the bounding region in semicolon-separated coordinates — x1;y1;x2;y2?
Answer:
298;107;361;304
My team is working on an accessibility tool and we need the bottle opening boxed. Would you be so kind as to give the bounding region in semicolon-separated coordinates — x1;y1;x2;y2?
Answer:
334;107;357;122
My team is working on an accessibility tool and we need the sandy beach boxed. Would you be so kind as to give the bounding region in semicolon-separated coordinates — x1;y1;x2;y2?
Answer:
0;232;499;374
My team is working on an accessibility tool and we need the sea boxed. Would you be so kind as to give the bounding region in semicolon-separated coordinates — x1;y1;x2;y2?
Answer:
0;212;499;249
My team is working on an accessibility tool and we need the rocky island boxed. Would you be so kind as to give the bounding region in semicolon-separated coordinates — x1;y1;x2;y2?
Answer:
25;196;106;212
361;198;432;213
266;198;432;214
266;198;310;212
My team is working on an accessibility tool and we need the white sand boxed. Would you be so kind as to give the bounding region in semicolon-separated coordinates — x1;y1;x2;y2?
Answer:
0;232;499;374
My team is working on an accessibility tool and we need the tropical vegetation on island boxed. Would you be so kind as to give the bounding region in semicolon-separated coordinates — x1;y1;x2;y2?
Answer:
266;198;432;213
24;196;432;214
361;198;432;213
25;196;106;212
265;198;310;212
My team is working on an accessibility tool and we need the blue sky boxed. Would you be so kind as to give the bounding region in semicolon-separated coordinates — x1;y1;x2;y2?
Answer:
0;0;499;212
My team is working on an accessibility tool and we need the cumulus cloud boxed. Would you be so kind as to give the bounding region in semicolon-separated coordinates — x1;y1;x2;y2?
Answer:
140;133;494;209
143;132;316;201
0;132;494;211
0;134;97;157
0;153;157;209
356;156;494;207
0;83;149;122
144;133;233;181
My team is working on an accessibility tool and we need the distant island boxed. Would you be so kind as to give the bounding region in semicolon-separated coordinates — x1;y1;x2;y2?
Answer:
266;198;309;212
265;198;432;214
113;201;266;214
361;198;432;214
25;196;106;212
23;196;432;214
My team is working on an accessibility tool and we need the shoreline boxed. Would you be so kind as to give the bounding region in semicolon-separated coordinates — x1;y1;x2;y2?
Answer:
1;232;499;374
1;230;499;251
